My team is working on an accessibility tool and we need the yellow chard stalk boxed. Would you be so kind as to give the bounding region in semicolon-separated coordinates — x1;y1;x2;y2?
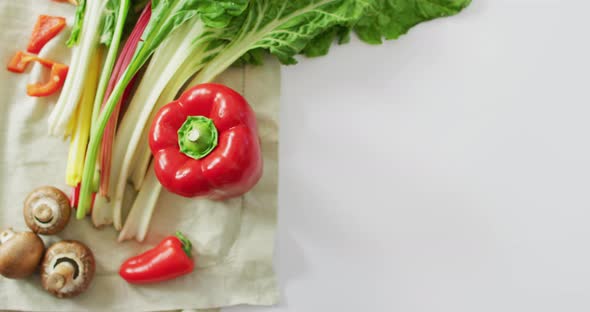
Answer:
66;48;102;186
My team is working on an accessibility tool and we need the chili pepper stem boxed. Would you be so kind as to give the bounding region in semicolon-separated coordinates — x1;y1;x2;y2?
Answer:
175;231;192;258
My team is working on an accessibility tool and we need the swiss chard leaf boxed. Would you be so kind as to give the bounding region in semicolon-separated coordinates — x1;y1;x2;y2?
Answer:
67;0;87;47
301;25;350;57
139;0;248;61
355;0;472;44
301;0;470;58
235;47;267;66
198;0;249;28
195;0;369;83
251;0;368;65
100;0;120;45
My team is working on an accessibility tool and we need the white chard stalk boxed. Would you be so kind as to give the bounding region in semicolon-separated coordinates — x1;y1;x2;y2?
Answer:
110;21;207;230
118;161;162;242
49;0;106;136
65;49;102;186
91;195;113;227
129;120;153;190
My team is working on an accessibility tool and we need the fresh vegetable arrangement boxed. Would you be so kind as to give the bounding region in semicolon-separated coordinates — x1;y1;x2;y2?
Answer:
4;0;471;290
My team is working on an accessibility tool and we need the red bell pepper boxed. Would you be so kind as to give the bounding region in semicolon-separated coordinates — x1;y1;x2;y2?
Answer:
119;232;195;284
27;15;67;54
6;51;53;73
149;83;263;199
26;62;69;97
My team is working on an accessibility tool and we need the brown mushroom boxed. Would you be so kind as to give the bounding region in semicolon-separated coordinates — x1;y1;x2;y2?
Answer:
24;186;71;235
0;228;45;279
41;240;95;298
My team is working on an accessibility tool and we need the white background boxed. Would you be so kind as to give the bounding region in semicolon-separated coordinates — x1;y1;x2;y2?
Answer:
235;0;590;311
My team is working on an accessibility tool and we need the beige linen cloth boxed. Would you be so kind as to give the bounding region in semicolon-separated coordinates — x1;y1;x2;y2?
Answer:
0;1;280;311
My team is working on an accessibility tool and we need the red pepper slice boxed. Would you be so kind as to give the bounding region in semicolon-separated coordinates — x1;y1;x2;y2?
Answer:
26;62;69;97
27;15;67;54
119;232;195;284
149;83;263;199
6;51;53;73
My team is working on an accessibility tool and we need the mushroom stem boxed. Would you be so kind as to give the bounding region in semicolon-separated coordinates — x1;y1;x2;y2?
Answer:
0;229;15;244
33;204;54;223
46;261;75;291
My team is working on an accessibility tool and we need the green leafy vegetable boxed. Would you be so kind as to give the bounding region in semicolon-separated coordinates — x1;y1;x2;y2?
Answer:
301;25;350;57
301;0;472;57
100;0;120;45
355;0;472;44
214;0;366;69
67;0;87;47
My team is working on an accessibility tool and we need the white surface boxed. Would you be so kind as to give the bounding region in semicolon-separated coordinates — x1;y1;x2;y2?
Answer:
234;0;590;311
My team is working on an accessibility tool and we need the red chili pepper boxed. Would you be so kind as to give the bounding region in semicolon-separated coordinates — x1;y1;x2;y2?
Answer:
6;51;53;73
26;62;69;97
149;83;263;199
119;232;195;284
27;15;67;54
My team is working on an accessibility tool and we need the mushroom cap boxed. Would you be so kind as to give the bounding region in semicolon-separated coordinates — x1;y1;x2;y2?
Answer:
24;186;71;235
41;240;95;298
0;229;45;279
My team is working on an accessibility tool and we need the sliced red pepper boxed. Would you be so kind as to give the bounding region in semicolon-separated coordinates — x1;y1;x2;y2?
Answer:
119;232;195;284
6;51;53;73
27;15;67;54
26;62;69;97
